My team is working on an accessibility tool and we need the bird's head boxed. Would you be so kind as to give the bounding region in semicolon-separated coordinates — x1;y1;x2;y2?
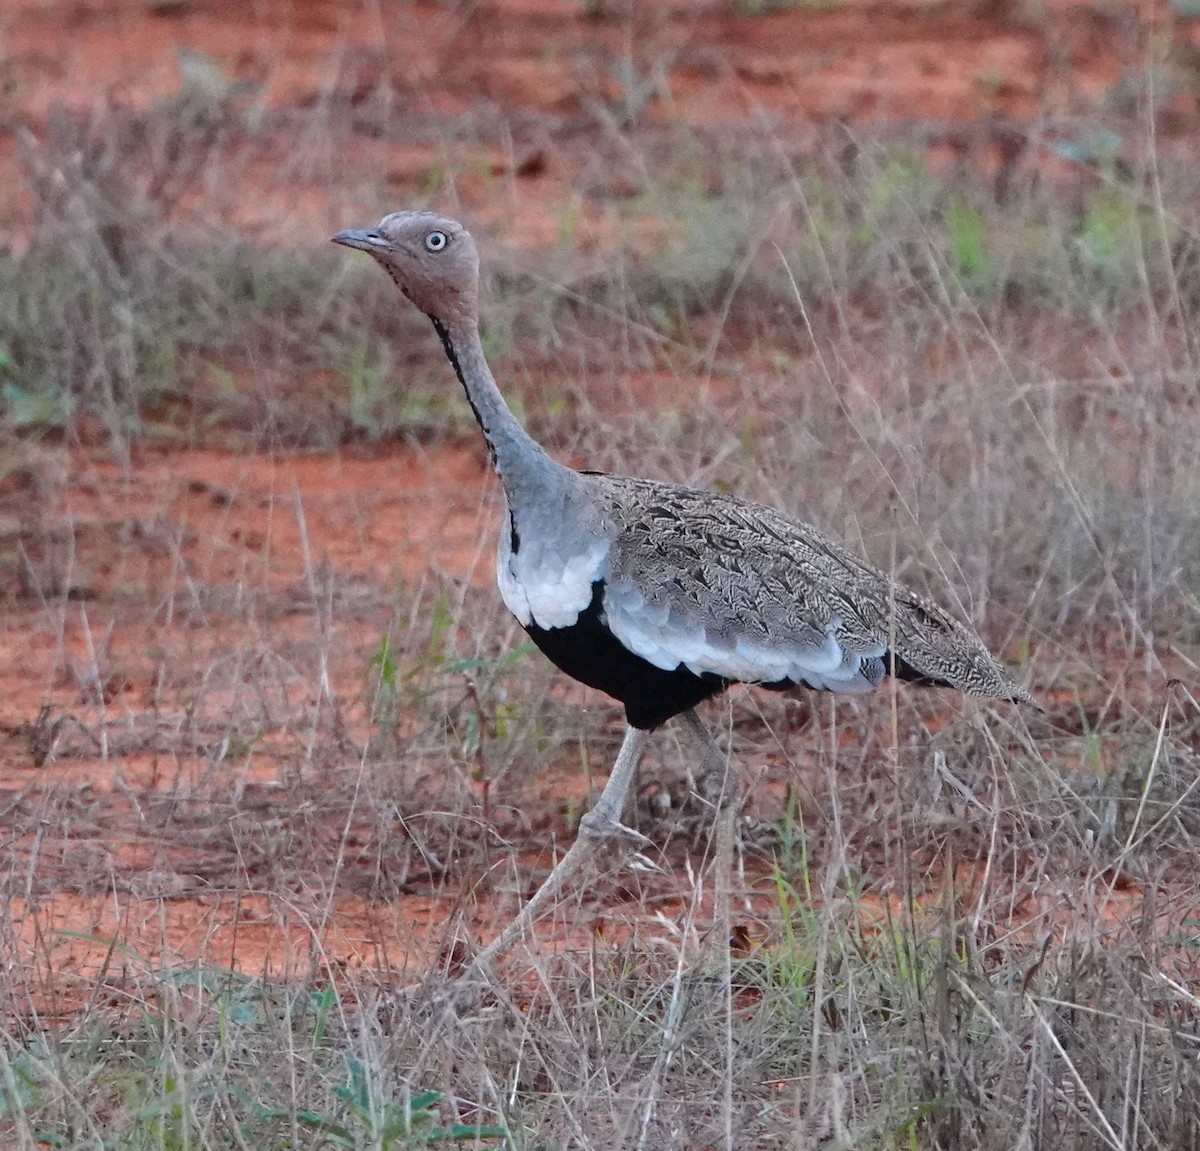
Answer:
332;211;479;327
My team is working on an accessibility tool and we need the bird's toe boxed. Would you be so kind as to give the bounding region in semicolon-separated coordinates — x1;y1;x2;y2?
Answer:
578;808;653;846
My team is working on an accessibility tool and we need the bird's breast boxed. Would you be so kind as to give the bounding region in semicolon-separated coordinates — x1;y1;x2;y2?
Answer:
496;514;612;631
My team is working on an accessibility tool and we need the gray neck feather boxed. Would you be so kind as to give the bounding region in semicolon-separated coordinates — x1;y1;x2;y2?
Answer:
431;317;566;503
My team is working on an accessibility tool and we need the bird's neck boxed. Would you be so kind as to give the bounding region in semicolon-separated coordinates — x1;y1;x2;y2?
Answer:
430;316;561;498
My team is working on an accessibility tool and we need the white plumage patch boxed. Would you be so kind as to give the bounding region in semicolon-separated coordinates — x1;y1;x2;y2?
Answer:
603;580;887;694
496;556;532;625
496;521;611;630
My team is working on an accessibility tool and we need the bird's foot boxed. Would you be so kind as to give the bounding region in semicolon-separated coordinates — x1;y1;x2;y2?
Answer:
578;807;652;847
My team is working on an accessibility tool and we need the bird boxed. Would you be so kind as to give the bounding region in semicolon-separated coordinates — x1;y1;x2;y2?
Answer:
332;210;1030;964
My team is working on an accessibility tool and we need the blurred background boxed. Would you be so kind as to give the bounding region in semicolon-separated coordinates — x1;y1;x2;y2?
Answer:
3;4;1200;1149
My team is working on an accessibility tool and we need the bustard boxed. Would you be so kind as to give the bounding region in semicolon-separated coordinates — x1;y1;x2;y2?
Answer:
333;211;1030;963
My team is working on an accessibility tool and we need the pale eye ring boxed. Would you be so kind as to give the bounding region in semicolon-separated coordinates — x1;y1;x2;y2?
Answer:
425;230;448;252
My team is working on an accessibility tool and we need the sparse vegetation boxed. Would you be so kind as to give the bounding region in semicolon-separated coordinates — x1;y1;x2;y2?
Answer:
3;4;1200;1148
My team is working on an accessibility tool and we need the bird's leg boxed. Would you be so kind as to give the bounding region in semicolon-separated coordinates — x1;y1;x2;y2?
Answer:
469;724;650;968
680;707;734;809
678;707;738;1145
677;708;739;938
678;708;736;821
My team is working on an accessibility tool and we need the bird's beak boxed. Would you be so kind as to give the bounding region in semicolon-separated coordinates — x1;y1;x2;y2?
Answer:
331;228;388;253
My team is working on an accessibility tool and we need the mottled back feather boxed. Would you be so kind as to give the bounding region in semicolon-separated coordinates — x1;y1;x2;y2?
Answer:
588;473;1028;702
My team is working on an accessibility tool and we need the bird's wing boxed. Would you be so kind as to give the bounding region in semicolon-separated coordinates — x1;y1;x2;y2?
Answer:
592;475;1027;700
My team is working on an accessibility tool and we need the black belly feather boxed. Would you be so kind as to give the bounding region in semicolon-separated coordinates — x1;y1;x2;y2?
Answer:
522;580;953;731
523;581;727;731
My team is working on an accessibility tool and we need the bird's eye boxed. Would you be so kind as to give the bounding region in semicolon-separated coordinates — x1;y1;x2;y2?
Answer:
425;231;448;252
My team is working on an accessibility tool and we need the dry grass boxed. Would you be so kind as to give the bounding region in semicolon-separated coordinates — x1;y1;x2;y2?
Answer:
2;83;1200;1149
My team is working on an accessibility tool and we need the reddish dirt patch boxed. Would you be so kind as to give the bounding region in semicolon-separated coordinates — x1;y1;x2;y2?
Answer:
3;0;1171;123
5;0;1200;245
0;444;498;1004
0;443;492;719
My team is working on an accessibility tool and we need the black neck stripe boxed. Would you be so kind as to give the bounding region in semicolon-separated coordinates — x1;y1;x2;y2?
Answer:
429;315;497;467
